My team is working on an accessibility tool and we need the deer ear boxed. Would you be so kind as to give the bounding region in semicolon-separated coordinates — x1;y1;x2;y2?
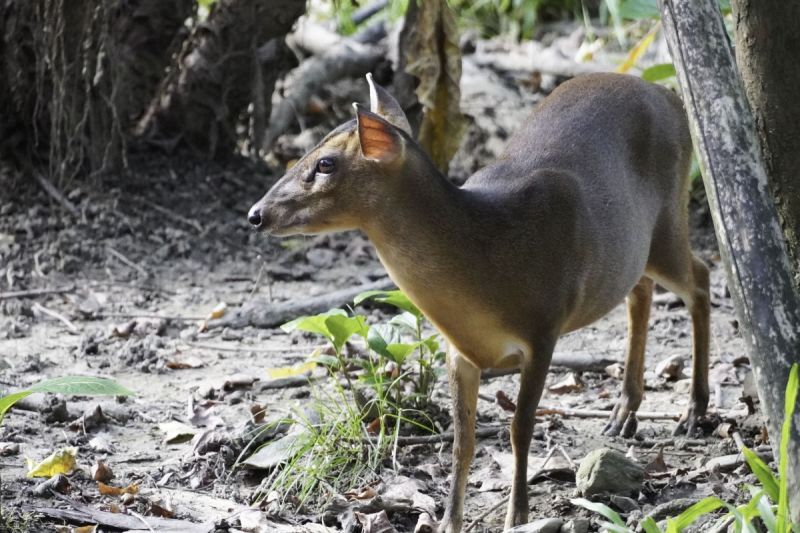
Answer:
354;103;403;162
366;73;412;135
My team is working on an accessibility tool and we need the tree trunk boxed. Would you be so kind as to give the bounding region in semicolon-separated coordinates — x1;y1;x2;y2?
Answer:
658;0;800;523
0;0;191;183
136;0;304;159
730;0;800;290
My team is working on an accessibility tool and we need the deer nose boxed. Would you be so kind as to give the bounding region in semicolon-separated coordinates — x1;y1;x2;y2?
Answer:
248;206;263;228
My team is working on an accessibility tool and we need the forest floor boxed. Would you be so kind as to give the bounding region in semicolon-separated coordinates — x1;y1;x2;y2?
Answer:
0;71;771;532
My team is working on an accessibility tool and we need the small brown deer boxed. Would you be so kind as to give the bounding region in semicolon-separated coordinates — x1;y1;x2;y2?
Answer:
248;73;709;532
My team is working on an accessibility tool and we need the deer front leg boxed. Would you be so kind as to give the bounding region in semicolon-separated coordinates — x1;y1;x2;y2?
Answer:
505;337;555;529
439;350;480;533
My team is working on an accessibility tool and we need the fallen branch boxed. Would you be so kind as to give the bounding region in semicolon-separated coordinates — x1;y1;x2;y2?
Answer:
30;497;213;533
473;41;612;78
31;302;79;333
34;173;80;217
481;351;620;378
0;285;75;301
208;278;395;329
106;246;148;278
261;33;385;152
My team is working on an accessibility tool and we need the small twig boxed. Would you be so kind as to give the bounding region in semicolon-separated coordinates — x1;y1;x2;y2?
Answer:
34;172;79;217
143;200;204;233
96;312;205;321
365;426;504;447
465;447;559;532
31;302;79;333
535;406;680;421
0;285;75;301
184;341;326;354
107;246;148;278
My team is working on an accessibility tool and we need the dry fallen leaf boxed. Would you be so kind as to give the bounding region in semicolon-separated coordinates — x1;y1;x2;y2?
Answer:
209;302;227;319
98;481;139;496
548;373;583;395
355;510;396;533
265;361;316;379
25;446;78;478
166;355;205;370
111;320;137;338
91;460;114;482
495;390;517;412
159;421;197;444
402;0;466;173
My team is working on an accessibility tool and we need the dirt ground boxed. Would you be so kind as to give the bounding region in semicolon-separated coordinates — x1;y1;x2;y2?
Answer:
0;73;770;532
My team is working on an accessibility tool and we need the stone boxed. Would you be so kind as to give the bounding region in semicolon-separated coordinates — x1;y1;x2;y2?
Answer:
576;448;644;497
506;518;564;533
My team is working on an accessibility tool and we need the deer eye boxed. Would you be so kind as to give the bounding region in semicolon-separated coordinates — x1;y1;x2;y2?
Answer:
315;157;335;174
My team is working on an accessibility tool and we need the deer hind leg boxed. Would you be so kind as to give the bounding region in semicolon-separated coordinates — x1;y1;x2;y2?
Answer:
648;250;711;436
603;276;654;438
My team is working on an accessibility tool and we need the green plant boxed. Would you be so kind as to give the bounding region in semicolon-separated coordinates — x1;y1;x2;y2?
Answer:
0;375;134;424
246;290;445;508
573;363;800;533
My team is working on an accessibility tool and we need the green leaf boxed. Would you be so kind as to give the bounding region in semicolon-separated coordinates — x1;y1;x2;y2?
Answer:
354;290;422;319
282;309;347;340
741;447;779;502
0;391;34;424
748;487;777;531
619;0;659;20
777;363;799;533
311;354;342;370
640;517;662;533
570;498;627;528
385;343;418;365
367;324;402;358
282;309;366;354
642;63;676;82
1;376;134;424
324;314;369;353
669;496;726;531
389;312;419;333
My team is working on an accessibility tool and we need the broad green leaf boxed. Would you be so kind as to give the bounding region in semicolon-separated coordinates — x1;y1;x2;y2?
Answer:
27;375;134;396
777;363;798;533
642;63;676;82
311;354;341;370
669;496;726;531
619;0;659;20
741;447;779;502
355;290;422;319
1;376;134;424
570;498;627;527
422;334;440;354
389;311;419;332
385;343;418;365
0;391;33;424
281;309;366;354
368;323;402;357
281;309;347;340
